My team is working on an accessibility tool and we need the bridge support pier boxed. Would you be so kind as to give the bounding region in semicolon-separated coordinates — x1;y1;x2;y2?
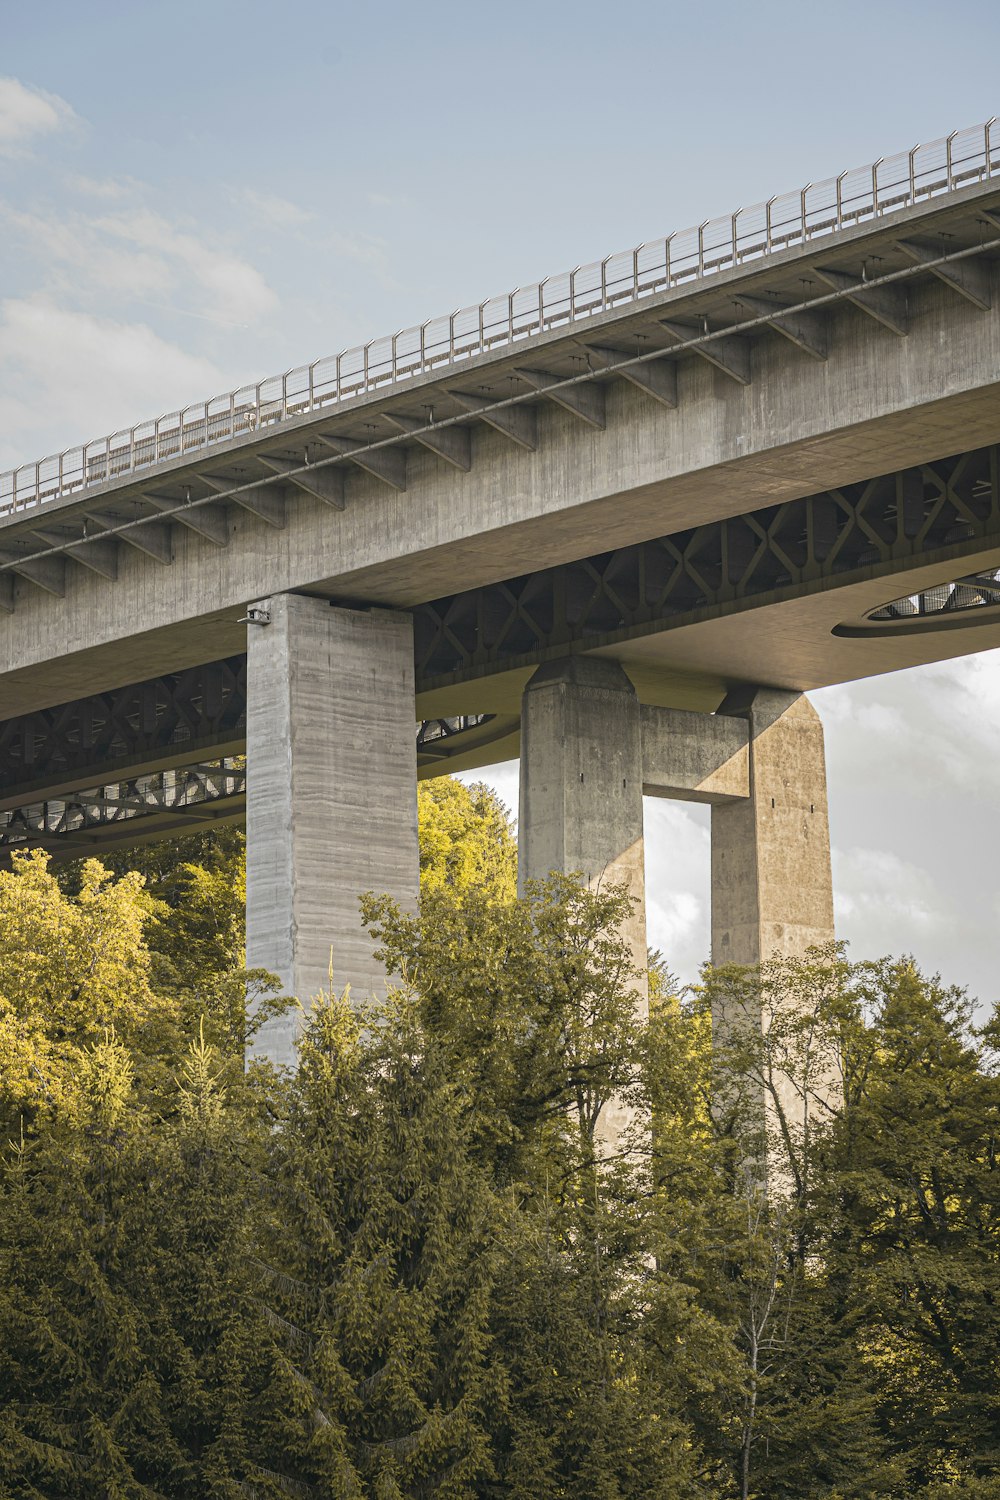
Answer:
245;594;419;1067
711;690;835;968
518;657;647;998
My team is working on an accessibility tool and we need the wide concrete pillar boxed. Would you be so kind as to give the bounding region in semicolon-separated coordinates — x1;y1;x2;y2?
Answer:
245;595;419;1067
519;656;647;1002
711;690;834;967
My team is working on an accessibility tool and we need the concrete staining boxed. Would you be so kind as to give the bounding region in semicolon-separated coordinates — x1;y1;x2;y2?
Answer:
245;597;418;1065
712;691;835;968
516;668;832;1144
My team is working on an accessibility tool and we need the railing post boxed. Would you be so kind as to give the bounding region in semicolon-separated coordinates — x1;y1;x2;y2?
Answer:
909;144;919;200
871;156;883;214
697;220;707;275
765;196;775;250
601;255;609;310
664;234;672;286
800;183;811;241
731;207;741;263
835;172;845;227
946;129;956;187
538;278;546;332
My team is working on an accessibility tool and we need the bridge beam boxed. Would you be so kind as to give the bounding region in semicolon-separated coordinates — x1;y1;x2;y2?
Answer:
245;595;419;1068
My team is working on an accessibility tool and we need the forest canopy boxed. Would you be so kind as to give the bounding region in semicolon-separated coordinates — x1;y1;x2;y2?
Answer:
0;778;997;1499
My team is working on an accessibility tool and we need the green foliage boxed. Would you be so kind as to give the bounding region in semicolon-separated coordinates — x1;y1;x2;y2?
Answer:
0;851;173;1133
417;778;517;902
250;988;499;1498
363;873;645;1184
2;802;998;1499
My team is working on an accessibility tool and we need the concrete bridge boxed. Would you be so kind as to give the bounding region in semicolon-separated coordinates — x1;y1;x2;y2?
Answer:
2;121;1000;1064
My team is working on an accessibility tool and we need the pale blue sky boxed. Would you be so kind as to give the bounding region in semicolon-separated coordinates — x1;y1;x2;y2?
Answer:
2;2;999;1003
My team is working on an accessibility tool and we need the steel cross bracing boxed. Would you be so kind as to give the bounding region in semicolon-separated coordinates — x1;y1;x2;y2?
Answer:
1;118;1000;540
1;439;998;833
413;443;1000;685
0;658;494;827
0;657;248;808
0;759;247;866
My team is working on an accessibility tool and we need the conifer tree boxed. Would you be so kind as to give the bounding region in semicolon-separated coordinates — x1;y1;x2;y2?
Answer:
251;988;498;1498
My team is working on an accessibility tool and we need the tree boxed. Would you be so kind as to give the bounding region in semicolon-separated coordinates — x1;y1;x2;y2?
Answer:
251;987;498;1497
0;851;176;1133
818;960;1000;1490
416;778;517;901
74;826;248;998
363;873;645;1185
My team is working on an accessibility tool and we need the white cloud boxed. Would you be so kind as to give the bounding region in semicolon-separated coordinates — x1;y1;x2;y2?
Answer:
4;198;277;328
237;187;315;227
0;78;75;154
94;208;278;324
65;173;136;201
0;298;223;466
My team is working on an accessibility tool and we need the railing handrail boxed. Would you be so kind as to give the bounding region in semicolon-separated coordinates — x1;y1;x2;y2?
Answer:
2;119;998;517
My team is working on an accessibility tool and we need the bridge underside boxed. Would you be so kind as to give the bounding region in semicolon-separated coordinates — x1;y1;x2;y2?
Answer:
3;437;999;863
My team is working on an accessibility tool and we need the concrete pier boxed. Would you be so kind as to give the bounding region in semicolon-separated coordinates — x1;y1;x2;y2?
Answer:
245;595;419;1066
518;657;647;997
518;657;648;1154
711;690;835;968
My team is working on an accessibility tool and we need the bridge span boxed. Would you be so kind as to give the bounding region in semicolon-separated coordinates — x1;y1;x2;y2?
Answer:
2;122;1000;1073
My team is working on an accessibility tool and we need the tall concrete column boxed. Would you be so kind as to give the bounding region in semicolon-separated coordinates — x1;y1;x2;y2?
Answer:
710;691;838;1170
519;656;647;1001
711;690;835;967
519;657;647;1154
245;595;419;1067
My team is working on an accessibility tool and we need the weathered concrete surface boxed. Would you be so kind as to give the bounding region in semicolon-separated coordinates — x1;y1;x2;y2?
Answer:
245;596;418;1068
2;263;1000;718
640;704;749;803
519;657;647;1153
711;690;835;968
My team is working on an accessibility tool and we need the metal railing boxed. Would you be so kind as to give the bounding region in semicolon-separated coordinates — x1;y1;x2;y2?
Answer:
2;120;998;519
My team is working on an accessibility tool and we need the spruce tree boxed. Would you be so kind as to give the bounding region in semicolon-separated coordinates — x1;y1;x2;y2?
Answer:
251;989;497;1498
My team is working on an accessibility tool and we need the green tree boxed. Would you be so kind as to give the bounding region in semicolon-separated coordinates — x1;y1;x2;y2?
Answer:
251;987;498;1498
364;873;645;1185
0;851;175;1132
819;960;1000;1490
417;776;517;900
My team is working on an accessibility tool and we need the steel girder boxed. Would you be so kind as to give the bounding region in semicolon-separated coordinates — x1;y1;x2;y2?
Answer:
0;758;247;866
412;442;1000;687
0;656;247;808
1;439;998;839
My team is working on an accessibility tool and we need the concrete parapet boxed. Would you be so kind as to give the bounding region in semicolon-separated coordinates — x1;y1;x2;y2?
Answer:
245;595;419;1068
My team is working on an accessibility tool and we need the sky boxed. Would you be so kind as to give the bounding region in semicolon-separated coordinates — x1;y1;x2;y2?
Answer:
2;0;999;1007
